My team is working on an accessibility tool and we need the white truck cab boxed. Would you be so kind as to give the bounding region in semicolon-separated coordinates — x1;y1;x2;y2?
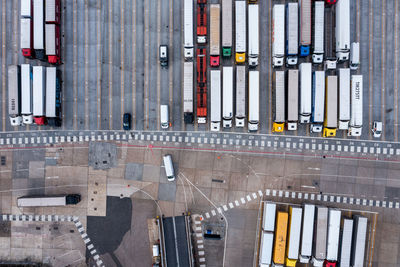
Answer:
372;121;382;138
350;42;360;70
163;155;175;181
160;105;169;129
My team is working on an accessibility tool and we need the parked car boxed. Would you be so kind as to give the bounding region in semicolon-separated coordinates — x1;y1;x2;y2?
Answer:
372;121;382;138
123;113;131;130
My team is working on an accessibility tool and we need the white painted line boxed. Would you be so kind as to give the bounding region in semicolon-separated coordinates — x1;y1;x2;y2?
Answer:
278;190;283;197
349;198;354;204
241;198;246;204
317;194;321;201
375;200;380;207
252;193;257;199
323;195;328;201
383;148;387;154
222;205;228;211
199;251;205;256
298;192;302;199
81;233;88;239
291;192;296;198
217;207;222;214
369;200;373;206
310;194;315;200
337;145;342;151
266;189;271;196
376;147;381;154
90;249;97;255
195;226;202;231
396;202;399;209
370;147;375;154
258;190;263;197
205;212;210;218
362;199;367;205
78;227;84;233
199;258;206;262
211;210;216;216
196;233;202;238
330;196;334;202
229;203;234;209
343;197;347;203
388;201;392;208
390;148;394;155
84;238;91;244
357;146;361;153
93;254;99;260
197;239;203;244
304;193;308;200
235;200;240;206
356;199;360;205
246;195;251;201
198;244;204;249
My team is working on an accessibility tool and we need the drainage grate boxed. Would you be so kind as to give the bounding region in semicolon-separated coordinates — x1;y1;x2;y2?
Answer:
211;179;224;183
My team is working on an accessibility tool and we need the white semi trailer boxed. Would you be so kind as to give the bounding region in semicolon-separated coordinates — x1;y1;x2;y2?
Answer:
348;75;363;136
299;63;312;123
339;219;354;267
8;66;22;126
326;209;341;264
21;64;33;124
248;71;259;132
286;3;298;66
235;1;246;63
336;0;350;61
312;1;324;63
183;62;194;124
248;4;259;66
299;204;315;263
223;67;233;128
338;68;351;130
222;0;232;57
272;5;285;67
183;0;194;59
210;70;221;132
236;66;246;127
311;71;325;133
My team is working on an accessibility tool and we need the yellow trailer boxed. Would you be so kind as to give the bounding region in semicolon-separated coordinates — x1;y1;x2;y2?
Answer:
273;211;288;267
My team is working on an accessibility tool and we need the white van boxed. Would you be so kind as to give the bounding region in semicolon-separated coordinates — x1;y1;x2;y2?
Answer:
160;105;169;129
163;154;175;181
350;42;360;70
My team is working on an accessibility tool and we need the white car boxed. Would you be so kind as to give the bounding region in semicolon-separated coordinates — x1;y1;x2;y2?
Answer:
372;121;382;138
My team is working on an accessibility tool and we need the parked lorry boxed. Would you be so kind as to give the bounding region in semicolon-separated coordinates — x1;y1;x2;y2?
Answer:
210;4;220;67
311;71;325;133
299;0;312;56
338;68;350;130
235;65;246;127
262;202;276;232
351;216;368;267
222;0;232;57
183;62;194;124
339;219;354;267
248;70;259;131
45;24;61;64
272;5;285;67
210;70;221;131
336;0;350;61
18;194;81;207
299;63;312;123
348;75;363;136
324;6;336;69
312;206;328;267
286;3;298;66
325;209;341;265
45;67;62;127
312;1;325;63
287;69;299;130
184;0;194;59
21;0;31;18
299;204;315;263
21;64;33;124
285;207;303;267
33;0;46;61
273;212;288;267
259;232;274;267
196;4;207;43
222;67;233;128
33;66;46;125
196;48;207;123
350;42;360;70
323;76;338;137
272;71;285;132
235;1;246;63
8;66;22;126
21;0;33;58
248;4;259;66
45;0;61;24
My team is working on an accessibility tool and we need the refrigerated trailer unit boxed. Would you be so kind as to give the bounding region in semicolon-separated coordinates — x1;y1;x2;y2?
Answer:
248;71;259;132
285;207;303;267
21;0;32;17
272;5;285;67
336;0;350;61
222;0;232;57
21;64;33;124
273;212;288;267
210;4;220;67
33;0;46;61
299;63;312;123
272;71;285;132
324;6;336;69
222;67;233;128
236;65;246;127
45;24;61;64
338;68;351;130
8;66;22;126
286;3;298;66
259;232;274;267
248;4;259;66
351;216;368;267
312;1;325;63
20;18;33;58
46;67;62;127
196;4;207;44
299;0;312;56
196;48;207;123
45;0;61;24
299;204;315;263
323;76;338;137
325;209;341;264
262;202;276;232
339;219;354;267
312;206;328;267
210;70;221;131
287;70;299;130
311;71;325;133
33;66;46;125
183;0;194;59
235;1;246;63
183;62;194;124
348;75;363;136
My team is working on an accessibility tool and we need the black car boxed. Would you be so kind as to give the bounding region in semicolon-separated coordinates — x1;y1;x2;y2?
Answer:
123;113;132;130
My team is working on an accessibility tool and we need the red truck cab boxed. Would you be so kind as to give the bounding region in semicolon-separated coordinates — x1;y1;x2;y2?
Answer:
210;56;220;67
34;117;47;125
323;260;337;267
325;0;337;5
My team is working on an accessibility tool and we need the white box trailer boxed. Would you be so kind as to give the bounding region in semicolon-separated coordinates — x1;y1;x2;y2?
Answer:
299;63;312;123
210;4;221;66
248;4;259;66
338;68;351;130
336;0;350;61
223;67;233;128
339;219;354;267
351;216;368;267
46;67;61;127
286;207;303;266
272;5;285;67
299;204;315;263
349;75;363;136
21;64;33;124
235;1;246;63
236;65;246;127
350;42;360;70
21;0;32;17
33;0;45;60
183;62;194;124
17;194;81;207
325;6;337;69
311;71;325;133
262;202;276;232
323;76;338;137
183;0;194;59
222;0;232;57
33;66;46;117
20;18;32;54
326;209;341;262
248;71;259;131
287;70;299;130
312;1;324;64
312;206;328;267
210;70;221;132
45;0;60;24
259;232;274;267
8;66;22;126
272;71;285;132
286;3;298;66
299;0;312;56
